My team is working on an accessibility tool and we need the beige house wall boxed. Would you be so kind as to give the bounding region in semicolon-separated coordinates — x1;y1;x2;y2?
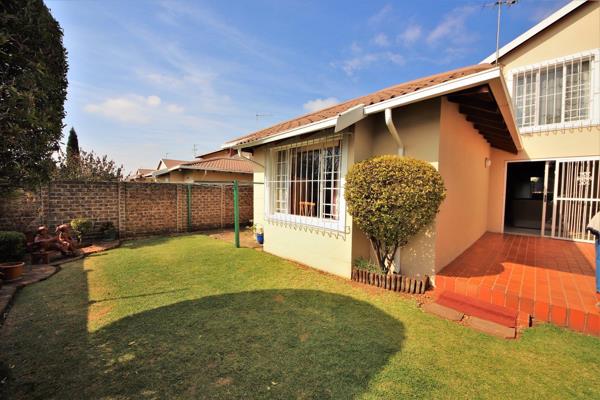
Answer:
436;98;491;271
487;1;600;233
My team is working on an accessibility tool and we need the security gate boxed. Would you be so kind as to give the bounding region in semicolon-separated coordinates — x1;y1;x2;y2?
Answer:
551;157;600;242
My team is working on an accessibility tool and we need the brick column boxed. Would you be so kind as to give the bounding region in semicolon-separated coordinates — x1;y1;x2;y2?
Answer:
117;182;126;238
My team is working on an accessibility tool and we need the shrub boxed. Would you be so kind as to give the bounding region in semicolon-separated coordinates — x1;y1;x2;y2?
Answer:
353;257;380;273
71;217;93;239
0;231;27;262
99;221;117;240
345;155;446;275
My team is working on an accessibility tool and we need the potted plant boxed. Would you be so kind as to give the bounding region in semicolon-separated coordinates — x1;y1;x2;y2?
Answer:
253;224;264;245
99;221;117;241
0;231;26;281
71;217;93;246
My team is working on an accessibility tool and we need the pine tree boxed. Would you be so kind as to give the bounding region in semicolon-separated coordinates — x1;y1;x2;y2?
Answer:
66;127;80;160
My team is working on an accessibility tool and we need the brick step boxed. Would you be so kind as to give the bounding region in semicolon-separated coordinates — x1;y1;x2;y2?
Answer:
436;290;520;328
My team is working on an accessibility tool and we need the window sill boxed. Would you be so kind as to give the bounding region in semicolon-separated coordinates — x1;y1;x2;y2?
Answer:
518;119;597;134
266;212;346;233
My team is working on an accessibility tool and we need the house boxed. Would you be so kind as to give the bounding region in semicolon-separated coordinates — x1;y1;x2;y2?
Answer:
222;0;599;285
152;152;254;183
125;168;155;182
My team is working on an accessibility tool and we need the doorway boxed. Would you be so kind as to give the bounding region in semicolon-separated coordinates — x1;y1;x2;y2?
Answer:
504;160;555;237
504;157;600;242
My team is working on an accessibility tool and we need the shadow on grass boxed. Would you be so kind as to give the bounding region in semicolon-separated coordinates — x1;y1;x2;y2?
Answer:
86;290;405;399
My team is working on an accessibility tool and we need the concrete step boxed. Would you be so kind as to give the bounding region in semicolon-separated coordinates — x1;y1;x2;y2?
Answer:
422;302;464;321
467;316;517;339
436;291;519;328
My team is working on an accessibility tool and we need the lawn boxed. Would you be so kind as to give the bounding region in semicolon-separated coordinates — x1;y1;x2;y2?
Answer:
1;234;599;399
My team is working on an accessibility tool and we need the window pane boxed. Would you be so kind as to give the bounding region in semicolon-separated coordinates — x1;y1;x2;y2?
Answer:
564;60;590;122
538;65;562;125
513;71;537;127
270;140;341;222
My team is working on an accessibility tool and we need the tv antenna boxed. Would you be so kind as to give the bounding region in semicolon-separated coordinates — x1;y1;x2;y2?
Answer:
255;113;273;122
491;0;518;64
192;144;198;157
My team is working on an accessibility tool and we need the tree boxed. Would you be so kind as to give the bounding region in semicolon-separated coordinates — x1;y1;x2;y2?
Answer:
0;0;68;191
66;127;80;162
345;155;446;275
56;149;123;182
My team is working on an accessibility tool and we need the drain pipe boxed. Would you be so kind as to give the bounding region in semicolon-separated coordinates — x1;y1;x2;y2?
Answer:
385;108;404;156
385;108;404;273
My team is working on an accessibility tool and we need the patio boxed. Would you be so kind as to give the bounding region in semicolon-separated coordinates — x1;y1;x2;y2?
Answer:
435;233;599;335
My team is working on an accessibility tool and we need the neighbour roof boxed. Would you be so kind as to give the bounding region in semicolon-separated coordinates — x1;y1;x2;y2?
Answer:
224;63;494;148
161;158;190;168
184;157;253;174
480;0;589;64
136;168;154;176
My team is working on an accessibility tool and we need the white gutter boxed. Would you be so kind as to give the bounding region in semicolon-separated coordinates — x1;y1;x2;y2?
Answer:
384;108;404;156
224;67;507;150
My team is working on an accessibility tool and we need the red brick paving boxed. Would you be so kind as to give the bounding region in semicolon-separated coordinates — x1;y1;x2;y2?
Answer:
435;233;599;336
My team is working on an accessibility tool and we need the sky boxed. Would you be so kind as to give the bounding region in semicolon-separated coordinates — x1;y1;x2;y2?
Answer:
45;0;570;174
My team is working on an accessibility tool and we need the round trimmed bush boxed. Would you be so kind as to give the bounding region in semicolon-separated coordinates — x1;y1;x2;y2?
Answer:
0;231;27;262
71;217;93;238
345;155;446;274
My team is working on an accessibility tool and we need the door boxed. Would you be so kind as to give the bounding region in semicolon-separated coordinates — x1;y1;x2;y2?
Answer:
551;157;600;242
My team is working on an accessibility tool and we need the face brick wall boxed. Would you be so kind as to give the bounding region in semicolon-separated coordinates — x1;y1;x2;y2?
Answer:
0;181;253;237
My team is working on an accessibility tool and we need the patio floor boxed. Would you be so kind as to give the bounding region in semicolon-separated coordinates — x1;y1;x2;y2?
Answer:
435;233;599;336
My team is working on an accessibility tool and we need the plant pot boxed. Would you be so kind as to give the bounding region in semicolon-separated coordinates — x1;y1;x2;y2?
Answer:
0;262;25;282
256;233;264;245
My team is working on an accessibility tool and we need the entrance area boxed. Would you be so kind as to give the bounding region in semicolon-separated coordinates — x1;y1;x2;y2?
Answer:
504;160;554;236
504;157;600;242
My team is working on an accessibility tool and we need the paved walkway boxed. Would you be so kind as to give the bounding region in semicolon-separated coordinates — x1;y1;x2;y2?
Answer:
435;233;599;336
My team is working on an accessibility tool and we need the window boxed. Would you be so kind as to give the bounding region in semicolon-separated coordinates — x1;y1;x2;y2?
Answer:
512;56;593;129
268;136;344;230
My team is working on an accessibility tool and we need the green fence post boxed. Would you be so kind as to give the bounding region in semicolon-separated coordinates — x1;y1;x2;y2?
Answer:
233;180;240;248
187;184;192;232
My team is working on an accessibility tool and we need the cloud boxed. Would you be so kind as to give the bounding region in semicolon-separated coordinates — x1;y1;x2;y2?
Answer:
339;52;404;76
167;104;184;113
372;33;390;47
397;24;422;46
303;97;340;112
427;6;478;46
84;95;180;124
368;4;393;25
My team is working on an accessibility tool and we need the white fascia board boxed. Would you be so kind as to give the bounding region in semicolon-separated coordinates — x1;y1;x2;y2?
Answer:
364;67;502;114
487;75;523;151
222;116;337;149
480;0;587;64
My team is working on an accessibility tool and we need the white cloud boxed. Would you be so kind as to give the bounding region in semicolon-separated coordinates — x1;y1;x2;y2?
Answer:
339;51;404;76
372;33;390;47
167;104;184;113
84;95;181;124
427;6;477;46
147;95;161;106
303;97;340;112
368;4;392;25
398;24;422;46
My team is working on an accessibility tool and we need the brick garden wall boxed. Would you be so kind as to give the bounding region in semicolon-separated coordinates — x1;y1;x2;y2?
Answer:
0;181;253;238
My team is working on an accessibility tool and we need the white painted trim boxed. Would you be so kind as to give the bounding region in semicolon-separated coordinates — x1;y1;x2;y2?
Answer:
225;67;507;150
480;0;589;64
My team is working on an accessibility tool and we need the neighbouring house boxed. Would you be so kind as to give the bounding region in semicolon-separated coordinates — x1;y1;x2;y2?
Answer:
222;0;599;283
125;168;155;182
152;151;254;183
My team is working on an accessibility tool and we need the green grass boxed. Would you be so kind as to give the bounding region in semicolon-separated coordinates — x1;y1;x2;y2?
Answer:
1;234;599;399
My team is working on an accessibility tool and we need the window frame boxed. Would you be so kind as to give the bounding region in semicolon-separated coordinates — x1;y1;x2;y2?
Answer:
507;49;600;134
264;133;348;232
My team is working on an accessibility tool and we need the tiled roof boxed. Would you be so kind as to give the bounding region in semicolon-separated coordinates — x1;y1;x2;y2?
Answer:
136;168;154;175
225;63;494;148
183;157;253;174
161;159;190;168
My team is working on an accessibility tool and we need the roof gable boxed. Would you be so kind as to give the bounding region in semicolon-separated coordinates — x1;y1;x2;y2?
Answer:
480;0;589;64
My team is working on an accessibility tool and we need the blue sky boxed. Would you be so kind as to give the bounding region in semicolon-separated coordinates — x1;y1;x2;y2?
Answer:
45;0;569;174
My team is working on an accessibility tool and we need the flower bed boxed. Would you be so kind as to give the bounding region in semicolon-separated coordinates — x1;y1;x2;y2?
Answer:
351;268;429;294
